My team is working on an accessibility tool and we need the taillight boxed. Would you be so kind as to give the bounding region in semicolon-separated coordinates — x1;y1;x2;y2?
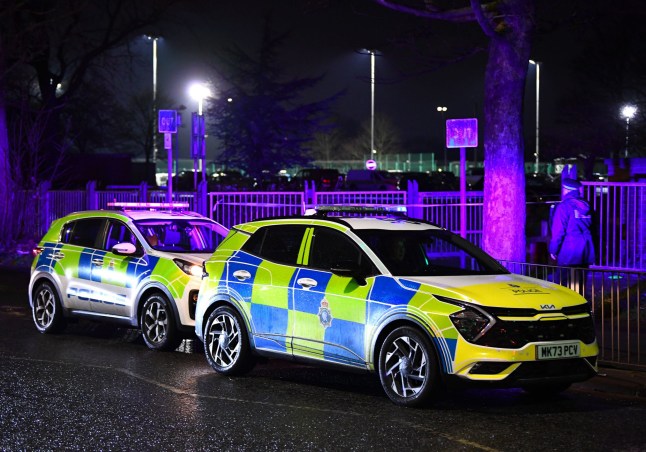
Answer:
32;246;44;257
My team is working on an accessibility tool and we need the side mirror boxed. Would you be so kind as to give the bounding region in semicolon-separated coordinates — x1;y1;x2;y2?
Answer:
112;242;138;256
330;265;367;287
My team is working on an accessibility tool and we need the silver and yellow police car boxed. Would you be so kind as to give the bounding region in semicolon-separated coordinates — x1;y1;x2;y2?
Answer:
195;206;598;406
29;202;227;351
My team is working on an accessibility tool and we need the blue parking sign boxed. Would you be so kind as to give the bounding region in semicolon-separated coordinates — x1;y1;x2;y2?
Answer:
446;118;478;148
158;110;178;134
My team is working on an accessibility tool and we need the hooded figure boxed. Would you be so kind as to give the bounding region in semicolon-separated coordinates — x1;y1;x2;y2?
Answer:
549;178;595;267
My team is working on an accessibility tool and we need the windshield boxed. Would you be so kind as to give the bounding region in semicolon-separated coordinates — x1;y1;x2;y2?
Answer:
354;229;509;277
134;219;220;253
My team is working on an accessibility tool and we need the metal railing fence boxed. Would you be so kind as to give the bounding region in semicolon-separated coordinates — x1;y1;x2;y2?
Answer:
23;181;645;272
503;261;645;369
583;182;646;270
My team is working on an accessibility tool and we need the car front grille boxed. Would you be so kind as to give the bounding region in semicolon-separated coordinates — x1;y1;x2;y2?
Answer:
477;316;596;349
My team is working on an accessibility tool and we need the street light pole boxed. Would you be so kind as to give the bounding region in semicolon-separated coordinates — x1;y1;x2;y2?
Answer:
144;35;160;164
529;60;540;174
370;49;376;163
621;105;637;158
437;106;447;170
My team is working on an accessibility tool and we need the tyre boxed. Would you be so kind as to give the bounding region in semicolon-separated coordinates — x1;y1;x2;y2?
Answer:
203;306;256;376
140;293;182;351
378;326;440;407
521;382;571;396
32;281;66;334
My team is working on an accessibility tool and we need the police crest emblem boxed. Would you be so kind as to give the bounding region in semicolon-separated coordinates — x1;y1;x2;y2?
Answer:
318;298;333;329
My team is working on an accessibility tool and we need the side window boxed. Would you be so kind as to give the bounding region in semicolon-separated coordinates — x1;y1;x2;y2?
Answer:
241;229;266;256
242;225;307;266
62;219;105;248
309;227;373;274
104;220;139;252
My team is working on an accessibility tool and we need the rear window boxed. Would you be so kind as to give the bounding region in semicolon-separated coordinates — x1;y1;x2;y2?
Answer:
61;219;105;248
241;225;307;265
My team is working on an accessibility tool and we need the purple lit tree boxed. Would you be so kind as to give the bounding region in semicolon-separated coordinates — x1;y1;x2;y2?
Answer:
375;0;534;262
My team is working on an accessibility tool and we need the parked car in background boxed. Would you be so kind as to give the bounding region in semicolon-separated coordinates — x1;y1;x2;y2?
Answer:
344;169;398;190
290;168;342;191
209;170;253;192
195;206;598;406
29;204;228;351
397;172;435;191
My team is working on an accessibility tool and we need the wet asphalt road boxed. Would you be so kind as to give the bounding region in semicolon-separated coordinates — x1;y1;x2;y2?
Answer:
1;269;646;451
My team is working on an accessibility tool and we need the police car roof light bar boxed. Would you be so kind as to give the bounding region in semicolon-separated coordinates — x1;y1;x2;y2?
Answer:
106;201;190;211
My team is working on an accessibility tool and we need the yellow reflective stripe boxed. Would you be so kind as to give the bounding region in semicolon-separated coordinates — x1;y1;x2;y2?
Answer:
299;228;314;266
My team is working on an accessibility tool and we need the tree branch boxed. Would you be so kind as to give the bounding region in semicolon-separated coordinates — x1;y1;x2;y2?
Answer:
470;0;496;38
373;0;476;22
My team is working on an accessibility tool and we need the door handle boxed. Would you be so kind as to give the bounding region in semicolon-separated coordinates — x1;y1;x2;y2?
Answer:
297;277;318;289
232;270;251;281
51;252;65;260
91;258;104;266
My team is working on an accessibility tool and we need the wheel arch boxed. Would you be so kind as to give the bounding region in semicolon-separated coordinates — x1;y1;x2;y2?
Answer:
370;314;444;373
135;283;181;329
29;272;66;313
200;295;251;342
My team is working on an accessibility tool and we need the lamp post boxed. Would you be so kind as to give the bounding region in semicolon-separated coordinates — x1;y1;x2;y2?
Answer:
189;82;211;187
144;35;160;164
437;106;447;170
370;49;376;164
621;105;637;158
529;60;540;174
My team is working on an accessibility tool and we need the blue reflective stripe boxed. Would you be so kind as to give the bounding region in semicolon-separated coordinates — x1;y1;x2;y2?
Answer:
127;255;158;288
324;318;364;364
370;276;418;305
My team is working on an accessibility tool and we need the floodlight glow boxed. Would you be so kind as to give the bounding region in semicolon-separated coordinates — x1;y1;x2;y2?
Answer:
189;82;211;102
621;105;637;119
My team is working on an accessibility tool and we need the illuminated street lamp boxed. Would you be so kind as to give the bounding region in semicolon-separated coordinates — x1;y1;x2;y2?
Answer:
529;60;540;173
621;105;637;158
189;82;211;115
370;49;376;160
437;106;447;170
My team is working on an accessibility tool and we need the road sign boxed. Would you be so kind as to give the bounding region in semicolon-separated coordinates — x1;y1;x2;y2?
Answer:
158;110;178;134
446;118;478;148
365;159;377;170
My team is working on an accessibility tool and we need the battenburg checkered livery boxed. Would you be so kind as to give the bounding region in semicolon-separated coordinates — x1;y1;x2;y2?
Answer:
195;208;599;407
29;206;227;351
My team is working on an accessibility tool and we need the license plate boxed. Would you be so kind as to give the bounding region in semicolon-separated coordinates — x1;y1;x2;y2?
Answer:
536;342;580;360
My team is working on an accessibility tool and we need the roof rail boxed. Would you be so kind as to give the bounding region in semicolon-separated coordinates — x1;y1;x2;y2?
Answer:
305;205;407;218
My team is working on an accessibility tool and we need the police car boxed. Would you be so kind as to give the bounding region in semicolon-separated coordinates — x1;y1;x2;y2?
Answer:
195;206;598;406
29;203;228;351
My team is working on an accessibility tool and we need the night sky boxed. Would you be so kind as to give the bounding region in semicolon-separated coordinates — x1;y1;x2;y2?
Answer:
127;0;633;161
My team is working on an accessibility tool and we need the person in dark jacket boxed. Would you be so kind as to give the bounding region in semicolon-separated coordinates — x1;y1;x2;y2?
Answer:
549;178;595;287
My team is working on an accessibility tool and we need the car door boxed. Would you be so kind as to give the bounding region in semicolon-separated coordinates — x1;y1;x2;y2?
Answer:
58;218;106;313
291;226;376;367
89;219;147;318
231;224;308;355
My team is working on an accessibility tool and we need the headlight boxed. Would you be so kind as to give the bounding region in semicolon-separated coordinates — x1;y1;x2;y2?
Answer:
173;259;202;277
436;295;495;343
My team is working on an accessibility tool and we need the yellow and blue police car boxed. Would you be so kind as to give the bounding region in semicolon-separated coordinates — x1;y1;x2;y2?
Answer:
195;206;599;406
29;203;227;351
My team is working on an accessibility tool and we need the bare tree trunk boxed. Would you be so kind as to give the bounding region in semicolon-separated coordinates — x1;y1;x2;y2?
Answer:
481;0;533;262
0;43;11;249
